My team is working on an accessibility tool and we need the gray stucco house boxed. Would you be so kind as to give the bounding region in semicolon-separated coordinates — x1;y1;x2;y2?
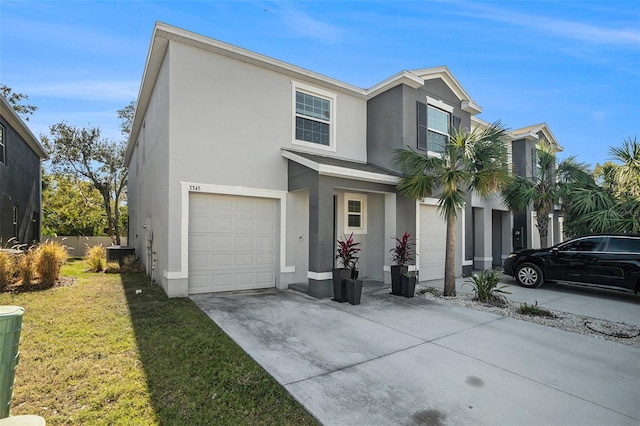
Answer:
0;95;47;246
126;22;557;298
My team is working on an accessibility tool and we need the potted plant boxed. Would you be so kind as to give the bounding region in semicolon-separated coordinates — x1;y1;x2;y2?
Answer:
389;231;413;296
333;233;360;302
346;261;363;305
401;271;417;298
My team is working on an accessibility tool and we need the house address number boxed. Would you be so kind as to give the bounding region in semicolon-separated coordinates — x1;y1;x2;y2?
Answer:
189;185;201;191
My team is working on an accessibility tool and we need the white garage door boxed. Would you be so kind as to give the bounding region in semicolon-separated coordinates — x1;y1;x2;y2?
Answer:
188;193;278;294
419;205;447;281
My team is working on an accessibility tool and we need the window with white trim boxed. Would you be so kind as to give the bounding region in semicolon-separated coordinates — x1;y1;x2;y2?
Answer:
344;193;367;234
427;106;449;153
293;82;335;150
417;99;452;153
0;124;5;164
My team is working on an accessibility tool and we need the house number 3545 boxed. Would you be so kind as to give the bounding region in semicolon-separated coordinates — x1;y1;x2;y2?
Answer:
189;185;201;191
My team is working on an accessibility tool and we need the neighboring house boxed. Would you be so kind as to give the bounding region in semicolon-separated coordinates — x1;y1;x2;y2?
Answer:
510;123;564;249
0;95;48;246
126;23;556;298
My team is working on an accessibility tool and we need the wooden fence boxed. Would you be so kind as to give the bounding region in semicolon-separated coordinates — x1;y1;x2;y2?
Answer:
45;236;129;257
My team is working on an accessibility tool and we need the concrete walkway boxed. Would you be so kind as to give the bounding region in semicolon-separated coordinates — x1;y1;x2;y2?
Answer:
191;280;640;425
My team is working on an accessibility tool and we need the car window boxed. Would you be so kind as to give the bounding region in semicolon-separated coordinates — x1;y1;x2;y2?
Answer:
606;237;640;253
559;237;604;252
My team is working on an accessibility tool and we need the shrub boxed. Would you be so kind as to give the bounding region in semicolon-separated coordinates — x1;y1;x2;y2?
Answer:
19;249;37;286
0;251;16;288
336;233;361;270
465;269;511;305
390;231;414;266
518;301;556;318
104;262;121;274
121;255;144;273
86;245;106;272
36;241;69;285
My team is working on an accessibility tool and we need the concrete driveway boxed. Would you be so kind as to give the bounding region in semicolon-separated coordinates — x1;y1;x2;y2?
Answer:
191;281;640;425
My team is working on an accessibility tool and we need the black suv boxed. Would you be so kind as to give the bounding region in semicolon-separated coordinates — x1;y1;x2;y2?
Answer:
503;234;640;293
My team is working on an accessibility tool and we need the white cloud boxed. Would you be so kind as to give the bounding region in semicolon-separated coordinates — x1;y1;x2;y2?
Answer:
465;3;640;48
276;2;344;43
23;80;139;101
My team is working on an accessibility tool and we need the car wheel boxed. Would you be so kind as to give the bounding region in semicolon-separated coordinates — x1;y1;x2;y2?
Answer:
515;263;544;288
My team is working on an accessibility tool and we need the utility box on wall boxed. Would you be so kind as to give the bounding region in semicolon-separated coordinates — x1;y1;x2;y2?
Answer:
513;227;524;250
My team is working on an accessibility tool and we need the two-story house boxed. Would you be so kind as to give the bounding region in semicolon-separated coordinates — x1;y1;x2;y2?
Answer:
0;95;47;246
126;23;554;298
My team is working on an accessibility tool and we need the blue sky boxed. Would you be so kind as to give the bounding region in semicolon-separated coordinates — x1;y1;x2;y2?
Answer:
1;0;638;167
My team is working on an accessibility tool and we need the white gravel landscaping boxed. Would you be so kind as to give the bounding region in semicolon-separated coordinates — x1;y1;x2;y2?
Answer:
417;285;640;348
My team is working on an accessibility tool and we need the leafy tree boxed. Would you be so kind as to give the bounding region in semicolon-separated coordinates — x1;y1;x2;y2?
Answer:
502;141;590;248
42;172;108;236
563;138;640;236
0;84;37;120
42;123;128;244
393;122;511;296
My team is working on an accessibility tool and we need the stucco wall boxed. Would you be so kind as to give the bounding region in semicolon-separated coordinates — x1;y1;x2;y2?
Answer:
128;46;172;289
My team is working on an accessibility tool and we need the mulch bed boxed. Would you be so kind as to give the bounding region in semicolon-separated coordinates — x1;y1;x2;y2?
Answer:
1;276;77;293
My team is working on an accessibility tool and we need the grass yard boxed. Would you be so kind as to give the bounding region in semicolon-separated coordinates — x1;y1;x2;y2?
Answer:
1;261;317;425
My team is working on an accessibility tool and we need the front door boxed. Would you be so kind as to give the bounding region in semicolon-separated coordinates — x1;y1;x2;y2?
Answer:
550;236;605;284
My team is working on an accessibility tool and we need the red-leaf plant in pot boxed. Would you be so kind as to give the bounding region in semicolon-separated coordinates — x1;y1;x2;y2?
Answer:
389;231;414;296
333;233;361;303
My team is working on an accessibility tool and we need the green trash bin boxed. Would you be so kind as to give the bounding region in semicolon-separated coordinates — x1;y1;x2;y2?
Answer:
0;307;24;419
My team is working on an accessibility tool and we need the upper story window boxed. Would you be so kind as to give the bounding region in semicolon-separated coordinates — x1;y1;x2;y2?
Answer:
292;82;336;151
0;124;5;164
427;106;449;153
417;97;455;154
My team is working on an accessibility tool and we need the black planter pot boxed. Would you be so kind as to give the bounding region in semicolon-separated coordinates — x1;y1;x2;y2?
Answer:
402;275;416;298
332;268;350;302
347;280;362;305
390;265;408;296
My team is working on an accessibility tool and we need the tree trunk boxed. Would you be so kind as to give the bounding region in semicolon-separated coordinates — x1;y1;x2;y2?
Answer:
536;211;549;249
113;193;121;246
443;214;457;297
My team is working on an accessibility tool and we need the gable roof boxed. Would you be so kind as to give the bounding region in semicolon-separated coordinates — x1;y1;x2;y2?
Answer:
512;122;563;152
0;95;48;159
411;67;482;115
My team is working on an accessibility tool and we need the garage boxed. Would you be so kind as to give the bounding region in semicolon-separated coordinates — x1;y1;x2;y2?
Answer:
419;204;447;281
188;193;278;294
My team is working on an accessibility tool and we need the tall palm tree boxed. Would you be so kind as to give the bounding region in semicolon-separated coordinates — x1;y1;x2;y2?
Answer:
393;122;510;296
563;138;640;236
502;141;590;248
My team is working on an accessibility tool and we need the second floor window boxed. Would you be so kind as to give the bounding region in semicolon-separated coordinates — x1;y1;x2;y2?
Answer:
417;101;451;153
295;91;331;146
427;106;449;153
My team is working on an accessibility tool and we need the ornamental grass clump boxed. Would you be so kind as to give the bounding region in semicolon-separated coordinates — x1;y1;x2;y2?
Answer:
19;249;37;286
36;241;68;285
466;269;511;305
86;245;107;272
0;251;16;288
518;301;556;318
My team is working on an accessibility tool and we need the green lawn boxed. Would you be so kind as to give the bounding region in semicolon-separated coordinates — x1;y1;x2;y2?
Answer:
1;261;317;425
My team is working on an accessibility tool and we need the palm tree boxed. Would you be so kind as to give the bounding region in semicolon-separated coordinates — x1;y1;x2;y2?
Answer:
393;122;510;296
563;138;640;236
502;141;590;248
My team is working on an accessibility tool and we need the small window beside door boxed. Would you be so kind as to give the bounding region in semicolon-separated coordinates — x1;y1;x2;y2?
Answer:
344;193;366;234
